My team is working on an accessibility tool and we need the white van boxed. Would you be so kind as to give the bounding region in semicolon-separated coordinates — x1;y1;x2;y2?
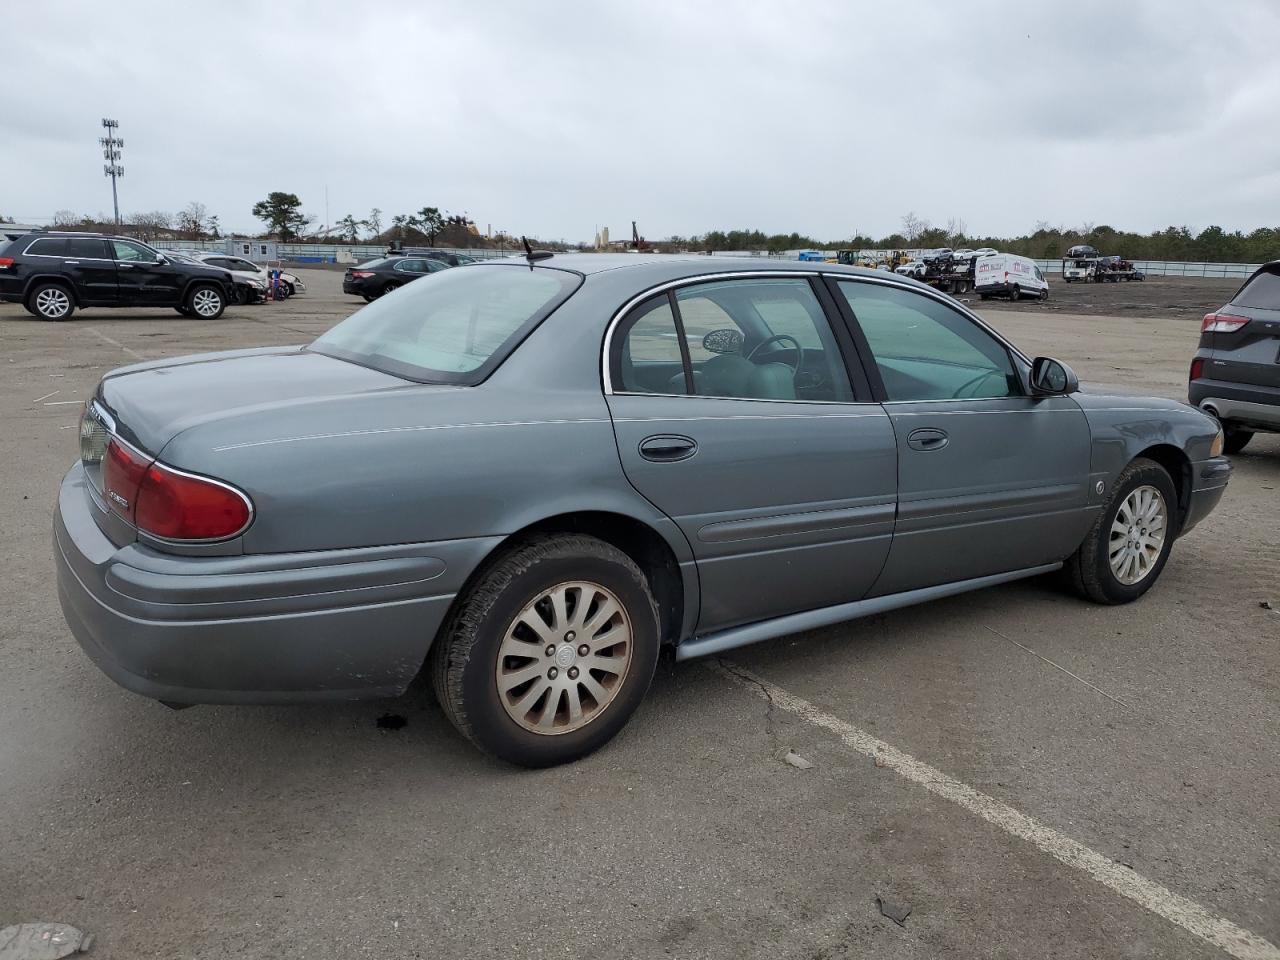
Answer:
974;254;1049;301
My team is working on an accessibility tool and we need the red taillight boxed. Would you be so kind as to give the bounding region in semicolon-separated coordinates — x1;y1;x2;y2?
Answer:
102;438;151;521
135;462;252;541
1189;357;1205;382
0;257;15;269
101;437;251;540
1201;312;1249;333
351;270;375;279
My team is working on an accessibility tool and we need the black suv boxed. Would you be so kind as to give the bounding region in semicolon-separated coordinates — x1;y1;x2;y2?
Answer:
0;231;237;321
1189;260;1280;454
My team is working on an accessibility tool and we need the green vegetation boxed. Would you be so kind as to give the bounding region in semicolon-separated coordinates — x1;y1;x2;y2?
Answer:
251;191;312;240
671;218;1280;263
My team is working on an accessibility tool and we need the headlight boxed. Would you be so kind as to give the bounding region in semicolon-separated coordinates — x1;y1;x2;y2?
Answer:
1210;428;1225;457
249;279;266;290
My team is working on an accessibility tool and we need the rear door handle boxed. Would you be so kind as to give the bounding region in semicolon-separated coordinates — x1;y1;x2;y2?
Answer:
639;434;698;462
906;427;949;451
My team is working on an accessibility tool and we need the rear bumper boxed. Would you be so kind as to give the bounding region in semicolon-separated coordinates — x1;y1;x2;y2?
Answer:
54;463;498;704
1180;456;1231;535
1190;380;1280;432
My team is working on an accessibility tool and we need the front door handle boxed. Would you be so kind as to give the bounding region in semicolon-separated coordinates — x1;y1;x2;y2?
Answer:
639;434;698;462
906;427;949;451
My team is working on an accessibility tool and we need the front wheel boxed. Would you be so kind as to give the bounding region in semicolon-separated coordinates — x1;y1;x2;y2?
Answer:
186;284;226;320
1039;288;1049;301
1065;457;1177;604
432;534;660;767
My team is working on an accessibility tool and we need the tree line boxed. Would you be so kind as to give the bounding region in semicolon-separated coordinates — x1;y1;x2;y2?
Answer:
666;213;1280;263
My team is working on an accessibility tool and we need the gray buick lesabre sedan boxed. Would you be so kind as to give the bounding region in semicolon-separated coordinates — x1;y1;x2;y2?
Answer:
55;253;1232;766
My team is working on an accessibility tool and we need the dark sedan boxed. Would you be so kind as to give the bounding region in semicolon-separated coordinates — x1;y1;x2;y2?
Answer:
54;254;1230;767
342;255;450;301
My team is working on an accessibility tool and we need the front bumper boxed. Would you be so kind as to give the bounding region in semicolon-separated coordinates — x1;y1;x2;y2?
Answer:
54;463;496;704
1180;455;1231;535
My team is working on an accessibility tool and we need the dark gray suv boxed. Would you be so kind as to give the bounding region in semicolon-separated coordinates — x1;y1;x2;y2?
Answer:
1190;261;1280;453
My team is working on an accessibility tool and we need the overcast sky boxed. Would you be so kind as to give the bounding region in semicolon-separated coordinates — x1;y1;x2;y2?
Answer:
3;1;1277;243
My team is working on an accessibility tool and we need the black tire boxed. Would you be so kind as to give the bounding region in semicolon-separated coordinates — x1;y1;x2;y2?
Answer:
1223;429;1253;455
361;294;376;303
283;281;296;297
431;534;661;767
979;292;990;300
174;305;193;317
1039;288;1049;301
381;282;401;298
27;282;75;321
185;283;226;320
1010;284;1021;301
1065;457;1178;605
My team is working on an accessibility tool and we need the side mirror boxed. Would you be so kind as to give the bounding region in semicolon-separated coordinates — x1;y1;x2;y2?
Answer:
1030;356;1079;395
155;255;169;265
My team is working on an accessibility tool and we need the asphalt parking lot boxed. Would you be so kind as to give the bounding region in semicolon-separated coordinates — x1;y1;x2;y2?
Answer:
2;267;1277;959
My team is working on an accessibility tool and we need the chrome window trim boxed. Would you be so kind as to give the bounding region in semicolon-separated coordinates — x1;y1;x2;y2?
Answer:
602;270;873;404
601;268;1033;405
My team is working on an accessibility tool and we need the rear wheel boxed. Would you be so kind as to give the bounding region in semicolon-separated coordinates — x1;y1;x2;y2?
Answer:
28;283;75;321
361;294;376;303
1223;429;1253;455
186;284;226;320
432;534;660;767
381;282;400;298
1065;457;1177;604
1010;284;1021;301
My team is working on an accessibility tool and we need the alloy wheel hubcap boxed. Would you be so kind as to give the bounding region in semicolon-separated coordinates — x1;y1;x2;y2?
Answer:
1108;484;1166;585
37;289;70;317
496;581;632;735
192;290;221;316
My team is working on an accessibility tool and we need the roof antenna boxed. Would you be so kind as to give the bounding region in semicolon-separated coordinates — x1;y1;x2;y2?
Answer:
520;235;554;262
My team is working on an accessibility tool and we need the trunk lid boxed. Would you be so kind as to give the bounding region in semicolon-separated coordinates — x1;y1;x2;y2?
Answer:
97;346;419;454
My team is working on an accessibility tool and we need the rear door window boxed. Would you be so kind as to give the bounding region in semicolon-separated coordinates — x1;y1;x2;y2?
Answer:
1234;269;1280;310
68;238;110;259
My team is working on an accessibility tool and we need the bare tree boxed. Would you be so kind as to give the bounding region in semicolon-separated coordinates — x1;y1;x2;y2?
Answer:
130;211;173;241
52;209;80;227
901;211;929;244
366;207;382;239
176;202;208;239
945;217;967;245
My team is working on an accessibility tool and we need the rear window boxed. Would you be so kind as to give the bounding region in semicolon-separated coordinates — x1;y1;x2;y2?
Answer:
355;258;391;269
311;264;581;384
1233;268;1280;310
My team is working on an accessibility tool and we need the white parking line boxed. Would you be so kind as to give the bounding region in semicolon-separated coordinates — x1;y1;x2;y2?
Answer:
709;661;1279;960
87;327;145;361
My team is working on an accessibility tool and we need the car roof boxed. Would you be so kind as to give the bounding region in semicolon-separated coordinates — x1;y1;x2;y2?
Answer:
475;252;895;283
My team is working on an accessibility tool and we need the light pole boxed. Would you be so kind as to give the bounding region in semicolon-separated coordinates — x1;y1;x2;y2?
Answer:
100;119;124;228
